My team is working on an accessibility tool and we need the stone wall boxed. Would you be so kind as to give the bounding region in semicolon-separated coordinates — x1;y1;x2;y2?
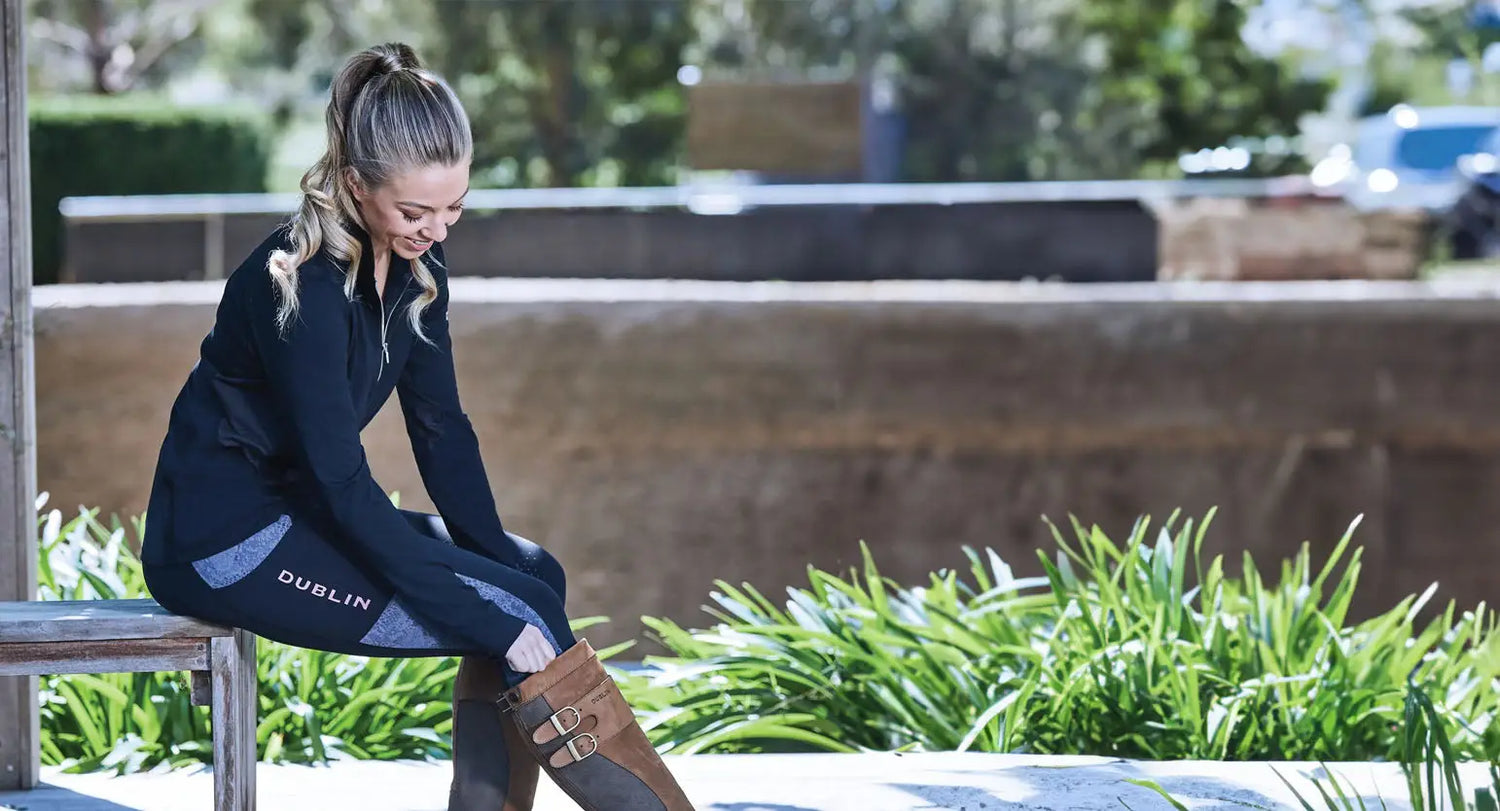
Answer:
1156;198;1430;281
35;277;1500;652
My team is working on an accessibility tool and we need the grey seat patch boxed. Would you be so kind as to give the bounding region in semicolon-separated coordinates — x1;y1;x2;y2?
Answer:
191;514;292;589
456;573;561;653
359;597;456;649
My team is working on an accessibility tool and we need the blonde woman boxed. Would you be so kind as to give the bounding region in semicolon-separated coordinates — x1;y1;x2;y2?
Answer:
139;42;694;811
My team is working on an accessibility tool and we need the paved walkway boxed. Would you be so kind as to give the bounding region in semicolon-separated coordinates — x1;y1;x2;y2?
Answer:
3;753;1490;811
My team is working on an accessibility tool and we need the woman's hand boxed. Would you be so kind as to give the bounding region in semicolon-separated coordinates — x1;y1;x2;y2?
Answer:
505;624;557;673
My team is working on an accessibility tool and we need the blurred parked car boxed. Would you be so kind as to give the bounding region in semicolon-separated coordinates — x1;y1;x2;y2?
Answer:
1312;105;1500;214
1447;125;1500;258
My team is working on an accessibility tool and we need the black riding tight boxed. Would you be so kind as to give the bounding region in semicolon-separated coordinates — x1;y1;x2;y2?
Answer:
142;509;577;688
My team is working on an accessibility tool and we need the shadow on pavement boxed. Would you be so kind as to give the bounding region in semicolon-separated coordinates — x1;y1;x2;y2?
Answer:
0;783;145;811
709;804;822;811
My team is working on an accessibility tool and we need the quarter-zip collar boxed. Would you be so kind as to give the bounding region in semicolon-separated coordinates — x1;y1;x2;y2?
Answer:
344;220;415;381
348;220;408;311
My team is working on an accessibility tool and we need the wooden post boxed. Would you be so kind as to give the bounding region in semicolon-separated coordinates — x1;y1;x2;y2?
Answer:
0;0;38;791
210;629;256;810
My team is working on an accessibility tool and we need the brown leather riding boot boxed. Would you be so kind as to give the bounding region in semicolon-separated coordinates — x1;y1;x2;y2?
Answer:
449;655;540;811
501;639;695;811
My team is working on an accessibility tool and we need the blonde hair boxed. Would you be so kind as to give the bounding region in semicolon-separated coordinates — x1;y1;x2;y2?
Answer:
268;42;473;343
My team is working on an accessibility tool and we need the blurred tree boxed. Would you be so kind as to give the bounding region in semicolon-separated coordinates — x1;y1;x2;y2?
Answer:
204;0;417;129
895;0;1095;181
691;0;1092;180
1374;0;1500;108
694;0;1330;180
1282;0;1500;115
1077;0;1332;177
1396;0;1500;59
24;0;1340;186
427;0;691;187
27;0;216;93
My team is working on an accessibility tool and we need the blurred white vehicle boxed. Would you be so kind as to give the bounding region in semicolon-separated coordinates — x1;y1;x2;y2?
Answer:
1311;105;1500;213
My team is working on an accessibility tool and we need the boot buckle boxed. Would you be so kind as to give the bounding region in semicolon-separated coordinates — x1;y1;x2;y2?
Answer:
564;732;598;763
550;706;582;736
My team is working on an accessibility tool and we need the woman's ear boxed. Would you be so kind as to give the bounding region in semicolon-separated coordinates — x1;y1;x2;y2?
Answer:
343;167;365;201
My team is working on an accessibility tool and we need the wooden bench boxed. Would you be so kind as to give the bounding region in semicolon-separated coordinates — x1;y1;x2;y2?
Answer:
0;599;257;810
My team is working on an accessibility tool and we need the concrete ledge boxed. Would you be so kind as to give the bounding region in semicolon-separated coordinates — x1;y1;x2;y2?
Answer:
3;754;1492;810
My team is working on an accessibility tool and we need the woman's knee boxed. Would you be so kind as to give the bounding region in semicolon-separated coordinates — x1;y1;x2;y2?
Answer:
530;547;567;607
399;510;451;544
507;532;567;606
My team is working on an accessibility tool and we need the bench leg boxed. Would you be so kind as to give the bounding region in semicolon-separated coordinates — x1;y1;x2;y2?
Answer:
210;630;257;811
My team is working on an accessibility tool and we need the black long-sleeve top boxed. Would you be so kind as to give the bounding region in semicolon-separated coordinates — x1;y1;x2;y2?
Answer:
141;222;528;654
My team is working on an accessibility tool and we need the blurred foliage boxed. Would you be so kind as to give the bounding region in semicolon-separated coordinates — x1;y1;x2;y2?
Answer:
160;0;688;187
26;0;215;94
1074;0;1331;178
22;0;1500;188
1352;0;1500;114
425;0;691;188
27;95;271;284
692;0;1329;180
207;0;445;131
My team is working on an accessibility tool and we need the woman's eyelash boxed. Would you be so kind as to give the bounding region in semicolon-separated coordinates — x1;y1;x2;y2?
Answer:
402;206;462;223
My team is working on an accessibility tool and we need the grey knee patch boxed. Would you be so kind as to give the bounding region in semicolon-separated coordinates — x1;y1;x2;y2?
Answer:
191;514;292;589
456;573;561;653
359;597;457;649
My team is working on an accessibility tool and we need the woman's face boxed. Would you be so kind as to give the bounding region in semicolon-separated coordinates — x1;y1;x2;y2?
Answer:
350;161;470;261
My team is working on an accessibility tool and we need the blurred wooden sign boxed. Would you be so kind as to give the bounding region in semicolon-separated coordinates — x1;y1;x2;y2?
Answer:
686;80;863;176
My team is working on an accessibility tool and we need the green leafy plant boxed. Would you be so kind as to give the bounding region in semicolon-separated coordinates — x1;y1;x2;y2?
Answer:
625;509;1500;761
1272;763;1389;811
36;496;1500;775
1397;682;1500;811
1182;683;1500;811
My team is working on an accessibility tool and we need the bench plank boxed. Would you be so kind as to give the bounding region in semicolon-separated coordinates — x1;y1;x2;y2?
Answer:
0;598;259;808
0;599;234;643
0;638;210;676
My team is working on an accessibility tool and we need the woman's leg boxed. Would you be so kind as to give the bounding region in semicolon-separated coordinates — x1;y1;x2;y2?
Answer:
397;509;567;608
143;511;576;664
391;511;564;811
390;511;568;811
144;510;574;811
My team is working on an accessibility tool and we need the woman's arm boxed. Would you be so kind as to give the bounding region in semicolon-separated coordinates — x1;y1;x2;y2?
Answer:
395;246;522;566
249;265;528;654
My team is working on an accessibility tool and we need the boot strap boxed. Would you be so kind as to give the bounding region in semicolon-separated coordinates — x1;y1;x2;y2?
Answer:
548;732;600;768
532;676;639;768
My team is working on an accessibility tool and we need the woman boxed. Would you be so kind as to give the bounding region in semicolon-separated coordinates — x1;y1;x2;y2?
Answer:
139;42;695;811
